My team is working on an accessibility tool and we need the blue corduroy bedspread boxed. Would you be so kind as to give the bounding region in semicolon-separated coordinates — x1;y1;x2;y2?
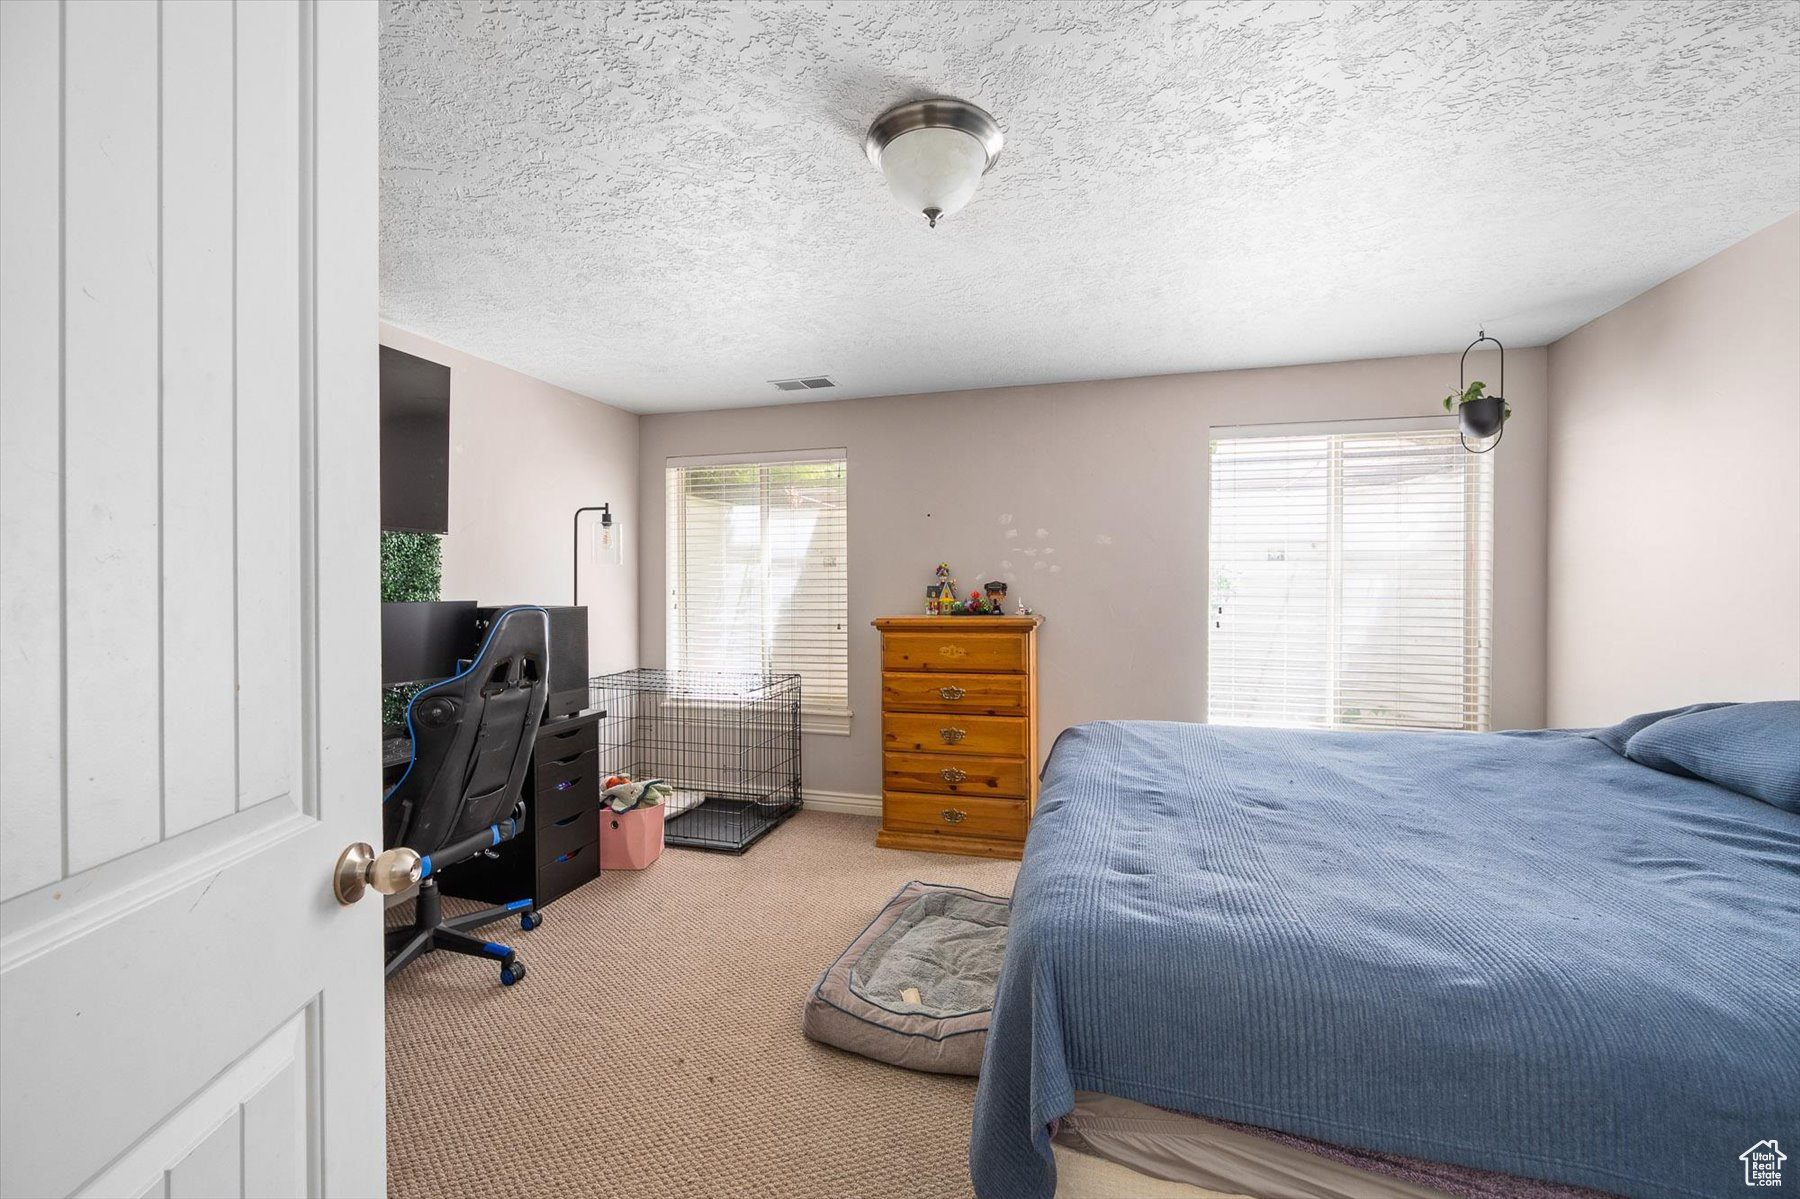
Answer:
969;721;1800;1199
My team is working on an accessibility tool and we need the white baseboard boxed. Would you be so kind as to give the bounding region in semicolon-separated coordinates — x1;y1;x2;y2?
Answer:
800;789;881;817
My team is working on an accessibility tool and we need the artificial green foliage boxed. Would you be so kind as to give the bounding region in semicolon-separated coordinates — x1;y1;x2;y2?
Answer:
384;683;424;729
380;531;442;602
380;532;442;726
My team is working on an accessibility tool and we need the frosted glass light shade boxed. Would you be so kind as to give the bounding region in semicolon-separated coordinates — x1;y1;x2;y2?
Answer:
877;126;989;226
865;98;1003;228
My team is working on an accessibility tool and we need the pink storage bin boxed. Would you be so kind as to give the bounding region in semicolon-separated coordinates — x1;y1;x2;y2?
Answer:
601;805;665;871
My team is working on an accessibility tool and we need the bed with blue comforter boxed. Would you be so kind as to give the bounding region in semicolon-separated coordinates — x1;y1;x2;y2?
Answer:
970;704;1800;1199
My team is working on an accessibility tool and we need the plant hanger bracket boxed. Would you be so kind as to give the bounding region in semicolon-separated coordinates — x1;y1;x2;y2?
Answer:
1458;330;1505;454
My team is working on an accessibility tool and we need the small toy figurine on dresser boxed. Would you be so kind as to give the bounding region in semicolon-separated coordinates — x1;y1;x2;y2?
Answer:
923;564;1018;615
926;563;959;615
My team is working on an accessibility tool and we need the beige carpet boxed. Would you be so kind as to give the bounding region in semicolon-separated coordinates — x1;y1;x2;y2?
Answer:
385;811;1019;1199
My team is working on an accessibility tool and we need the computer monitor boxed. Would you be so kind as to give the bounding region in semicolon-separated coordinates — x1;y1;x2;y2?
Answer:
381;600;479;688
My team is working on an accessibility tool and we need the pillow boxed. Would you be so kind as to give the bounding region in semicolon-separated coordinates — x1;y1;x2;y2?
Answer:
1584;702;1735;756
1623;700;1800;813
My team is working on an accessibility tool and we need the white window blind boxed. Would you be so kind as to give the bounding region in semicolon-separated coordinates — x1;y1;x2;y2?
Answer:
666;452;849;723
1207;427;1493;732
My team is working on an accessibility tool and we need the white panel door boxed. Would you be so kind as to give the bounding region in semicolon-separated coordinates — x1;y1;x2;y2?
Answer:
0;2;383;1196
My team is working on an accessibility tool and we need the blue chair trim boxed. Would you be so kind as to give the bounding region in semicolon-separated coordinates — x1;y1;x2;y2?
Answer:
383;605;551;805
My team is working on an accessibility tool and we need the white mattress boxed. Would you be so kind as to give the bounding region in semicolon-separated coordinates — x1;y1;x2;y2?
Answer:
1052;1140;1247;1199
1052;1091;1455;1199
662;787;705;817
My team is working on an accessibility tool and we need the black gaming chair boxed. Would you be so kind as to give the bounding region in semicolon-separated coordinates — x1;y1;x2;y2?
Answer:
384;605;550;986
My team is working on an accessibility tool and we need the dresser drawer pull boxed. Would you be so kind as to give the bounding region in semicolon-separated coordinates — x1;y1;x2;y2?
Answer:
939;767;968;783
939;727;966;744
553;813;583;828
942;807;968;824
938;686;966;701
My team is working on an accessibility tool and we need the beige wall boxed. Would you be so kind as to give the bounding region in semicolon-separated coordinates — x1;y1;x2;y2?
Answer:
387;211;1799;793
638;351;1550;796
1545;213;1800;726
379;323;640;676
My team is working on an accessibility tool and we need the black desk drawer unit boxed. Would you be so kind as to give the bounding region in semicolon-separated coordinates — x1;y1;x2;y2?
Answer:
439;710;603;909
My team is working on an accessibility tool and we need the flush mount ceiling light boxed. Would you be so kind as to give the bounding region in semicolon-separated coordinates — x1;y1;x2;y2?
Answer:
864;98;1003;229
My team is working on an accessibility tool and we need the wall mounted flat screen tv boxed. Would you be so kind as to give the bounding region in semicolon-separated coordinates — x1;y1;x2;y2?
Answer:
380;345;451;534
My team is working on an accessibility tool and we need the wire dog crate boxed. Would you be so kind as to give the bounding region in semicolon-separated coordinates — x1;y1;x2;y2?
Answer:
590;668;802;853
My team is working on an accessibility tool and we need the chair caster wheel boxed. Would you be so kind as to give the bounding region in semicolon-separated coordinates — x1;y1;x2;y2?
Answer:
500;958;526;986
520;910;542;932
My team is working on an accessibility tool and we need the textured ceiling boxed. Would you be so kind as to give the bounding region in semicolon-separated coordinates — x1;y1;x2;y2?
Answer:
380;0;1800;413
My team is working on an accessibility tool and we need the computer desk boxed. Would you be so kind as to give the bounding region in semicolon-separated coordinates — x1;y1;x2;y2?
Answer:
384;707;608;910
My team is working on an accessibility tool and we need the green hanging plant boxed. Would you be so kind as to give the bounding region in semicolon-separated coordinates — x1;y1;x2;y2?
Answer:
380;532;442;726
1442;380;1512;419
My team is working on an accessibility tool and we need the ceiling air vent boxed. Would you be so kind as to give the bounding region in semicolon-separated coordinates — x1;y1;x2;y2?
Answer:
770;376;836;392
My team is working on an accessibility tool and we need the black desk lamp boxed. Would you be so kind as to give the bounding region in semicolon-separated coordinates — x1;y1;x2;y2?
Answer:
572;504;617;605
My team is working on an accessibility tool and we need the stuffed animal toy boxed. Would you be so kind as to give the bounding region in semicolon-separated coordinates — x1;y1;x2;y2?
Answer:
602;775;673;812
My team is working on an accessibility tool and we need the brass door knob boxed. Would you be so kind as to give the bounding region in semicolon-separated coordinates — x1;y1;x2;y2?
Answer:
941;808;968;824
938;686;966;700
939;767;968;783
939;727;967;744
334;842;422;906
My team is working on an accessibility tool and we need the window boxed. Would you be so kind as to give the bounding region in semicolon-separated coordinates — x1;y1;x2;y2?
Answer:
666;451;849;731
1207;425;1493;732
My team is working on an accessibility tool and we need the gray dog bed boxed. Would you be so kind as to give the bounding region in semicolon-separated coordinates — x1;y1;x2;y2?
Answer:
803;880;1010;1076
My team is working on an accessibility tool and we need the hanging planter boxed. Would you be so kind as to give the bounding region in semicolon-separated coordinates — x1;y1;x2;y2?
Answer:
1444;331;1512;453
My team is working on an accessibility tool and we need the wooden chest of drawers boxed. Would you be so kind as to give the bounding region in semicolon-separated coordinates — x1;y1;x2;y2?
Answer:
872;615;1042;860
